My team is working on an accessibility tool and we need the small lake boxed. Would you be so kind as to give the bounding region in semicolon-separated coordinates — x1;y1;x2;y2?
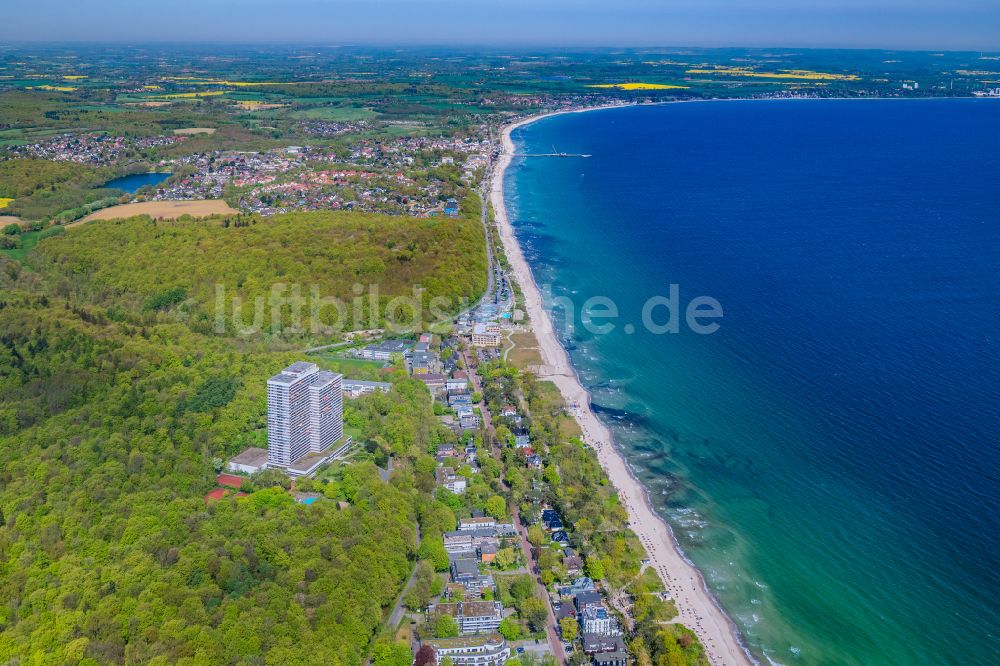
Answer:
103;172;172;193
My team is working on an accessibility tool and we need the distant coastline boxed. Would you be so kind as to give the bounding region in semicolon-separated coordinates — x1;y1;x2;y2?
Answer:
489;103;758;666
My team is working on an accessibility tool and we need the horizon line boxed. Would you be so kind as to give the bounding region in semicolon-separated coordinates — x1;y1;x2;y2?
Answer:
2;41;999;54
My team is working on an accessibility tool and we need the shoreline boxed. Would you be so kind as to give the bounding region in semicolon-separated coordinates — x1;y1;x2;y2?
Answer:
489;104;758;666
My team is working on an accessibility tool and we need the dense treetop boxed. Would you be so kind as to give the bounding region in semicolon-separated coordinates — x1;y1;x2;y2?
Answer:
30;210;486;340
0;208;480;664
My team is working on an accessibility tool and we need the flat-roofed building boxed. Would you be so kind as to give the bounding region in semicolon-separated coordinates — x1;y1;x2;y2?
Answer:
470;323;501;347
423;634;510;666
227;447;269;474
361;339;410;360
342;378;392;398
420;373;447;395
443;528;499;555
446;372;469;391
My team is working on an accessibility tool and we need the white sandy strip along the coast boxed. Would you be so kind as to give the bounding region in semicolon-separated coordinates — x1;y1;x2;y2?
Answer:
491;108;756;666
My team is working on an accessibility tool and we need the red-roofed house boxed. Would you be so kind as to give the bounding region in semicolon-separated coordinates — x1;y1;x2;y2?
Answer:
217;474;244;489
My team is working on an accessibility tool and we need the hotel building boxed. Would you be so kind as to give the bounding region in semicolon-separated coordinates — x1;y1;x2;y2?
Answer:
267;362;343;469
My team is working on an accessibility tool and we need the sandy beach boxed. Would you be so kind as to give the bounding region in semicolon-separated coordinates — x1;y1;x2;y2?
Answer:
490;107;757;666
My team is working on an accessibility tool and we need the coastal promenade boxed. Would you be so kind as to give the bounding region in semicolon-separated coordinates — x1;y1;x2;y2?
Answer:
490;109;756;666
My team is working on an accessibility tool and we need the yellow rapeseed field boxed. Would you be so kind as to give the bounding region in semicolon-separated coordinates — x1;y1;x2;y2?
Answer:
160;91;226;99
0;198;14;209
587;82;689;90
685;66;860;81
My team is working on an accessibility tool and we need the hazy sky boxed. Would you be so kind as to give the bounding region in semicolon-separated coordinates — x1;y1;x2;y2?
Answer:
5;0;1000;51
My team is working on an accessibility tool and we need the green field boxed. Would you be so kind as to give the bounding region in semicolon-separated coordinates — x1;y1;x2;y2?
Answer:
291;106;380;121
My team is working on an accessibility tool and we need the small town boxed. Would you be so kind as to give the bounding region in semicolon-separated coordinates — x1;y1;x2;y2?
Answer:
202;258;675;666
2;128;495;220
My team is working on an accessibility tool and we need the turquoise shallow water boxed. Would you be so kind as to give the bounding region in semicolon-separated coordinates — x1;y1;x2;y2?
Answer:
506;99;1000;665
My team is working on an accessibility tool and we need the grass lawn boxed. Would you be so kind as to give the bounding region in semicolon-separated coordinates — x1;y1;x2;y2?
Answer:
313;354;394;380
534;380;582;439
508;330;542;367
0;226;65;262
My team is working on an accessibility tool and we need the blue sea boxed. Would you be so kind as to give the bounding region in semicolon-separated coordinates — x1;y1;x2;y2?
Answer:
103;172;171;193
506;99;1000;665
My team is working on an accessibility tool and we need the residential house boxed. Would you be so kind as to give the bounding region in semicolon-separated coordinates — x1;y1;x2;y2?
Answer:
436;467;467;494
582;634;626;656
478;542;498;564
450;557;494;594
433;601;504;635
459;517;496;531
526;454;543;470
419;373;447;395
592;650;628;666
437;443;458;458
456;406;480;431
575;591;604;614
563;554;584;577
560;577;596;597
495;523;517;538
542;509;564;531
579;606;620;636
448;389;473;407
409;351;436;375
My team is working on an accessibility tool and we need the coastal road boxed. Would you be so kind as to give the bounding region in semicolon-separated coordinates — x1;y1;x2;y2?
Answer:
384;522;423;633
512;505;567;665
461;349;494;437
455;183;497;322
464;348;562;664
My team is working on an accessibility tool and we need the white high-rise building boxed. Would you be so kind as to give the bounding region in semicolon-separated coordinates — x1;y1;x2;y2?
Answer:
267;362;343;468
308;370;343;453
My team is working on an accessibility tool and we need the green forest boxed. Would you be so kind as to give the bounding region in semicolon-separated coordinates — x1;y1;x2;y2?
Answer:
0;211;482;664
29;210;486;340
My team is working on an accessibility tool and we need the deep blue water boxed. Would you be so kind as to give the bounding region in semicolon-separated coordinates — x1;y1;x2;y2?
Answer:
103;172;171;193
507;99;1000;665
